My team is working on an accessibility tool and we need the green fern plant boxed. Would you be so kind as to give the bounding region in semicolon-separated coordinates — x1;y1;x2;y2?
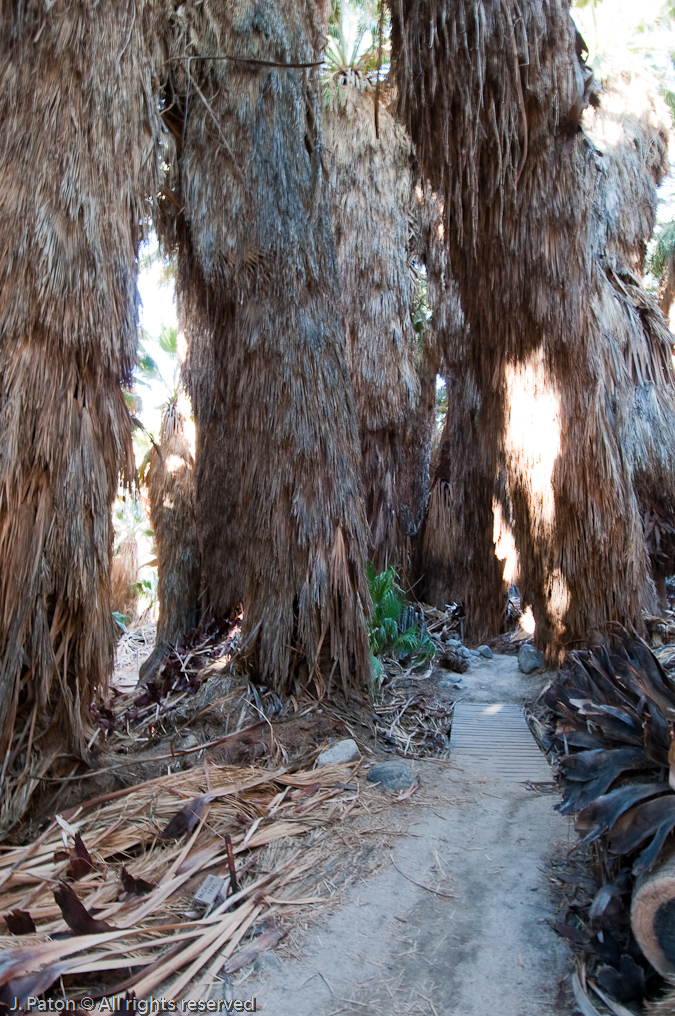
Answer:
366;563;435;691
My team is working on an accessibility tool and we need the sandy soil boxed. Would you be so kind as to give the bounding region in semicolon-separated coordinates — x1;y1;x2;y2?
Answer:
227;655;575;1016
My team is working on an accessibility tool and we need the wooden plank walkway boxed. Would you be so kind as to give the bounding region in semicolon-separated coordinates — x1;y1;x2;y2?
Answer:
450;701;553;781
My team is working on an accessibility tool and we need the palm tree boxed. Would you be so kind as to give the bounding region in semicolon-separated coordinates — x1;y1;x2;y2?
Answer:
0;2;161;832
412;188;508;637
140;399;200;682
157;0;371;697
391;0;668;655
323;26;424;571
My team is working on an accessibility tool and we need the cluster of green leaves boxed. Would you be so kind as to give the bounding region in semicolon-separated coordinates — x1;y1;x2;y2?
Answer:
647;218;675;281
324;0;387;84
366;563;435;690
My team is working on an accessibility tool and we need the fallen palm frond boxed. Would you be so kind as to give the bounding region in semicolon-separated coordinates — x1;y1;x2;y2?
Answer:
544;627;675;999
373;683;454;758
112;625;158;693
0;761;365;1004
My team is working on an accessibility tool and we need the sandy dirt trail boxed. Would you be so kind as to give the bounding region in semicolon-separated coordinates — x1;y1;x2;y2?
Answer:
237;655;574;1015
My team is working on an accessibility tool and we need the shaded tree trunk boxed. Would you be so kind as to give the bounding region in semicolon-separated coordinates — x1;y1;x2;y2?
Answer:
140;400;200;683
159;0;370;697
392;0;652;656
0;1;159;831
324;79;421;572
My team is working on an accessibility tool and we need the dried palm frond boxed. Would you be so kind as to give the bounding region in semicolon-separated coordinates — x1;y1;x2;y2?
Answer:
140;400;200;683
0;2;161;833
0;760;368;1003
157;0;371;698
545;627;675;987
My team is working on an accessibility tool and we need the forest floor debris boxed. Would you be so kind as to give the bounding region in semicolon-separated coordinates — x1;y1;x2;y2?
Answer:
7;598;675;1012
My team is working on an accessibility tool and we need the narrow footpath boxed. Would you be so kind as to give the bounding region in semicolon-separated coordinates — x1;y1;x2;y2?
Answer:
247;656;573;1016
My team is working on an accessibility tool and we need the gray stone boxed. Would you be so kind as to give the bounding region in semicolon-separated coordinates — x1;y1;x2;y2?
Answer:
469;649;481;657
457;645;471;660
518;644;545;674
478;645;493;659
367;761;420;791
439;676;466;690
316;738;361;767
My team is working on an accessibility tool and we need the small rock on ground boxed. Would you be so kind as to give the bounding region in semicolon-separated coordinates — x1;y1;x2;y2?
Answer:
439;676;466;690
478;644;493;659
316;738;361;767
367;761;419;791
518;643;545;674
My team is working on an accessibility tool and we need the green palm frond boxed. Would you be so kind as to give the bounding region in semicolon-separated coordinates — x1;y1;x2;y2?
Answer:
366;563;435;692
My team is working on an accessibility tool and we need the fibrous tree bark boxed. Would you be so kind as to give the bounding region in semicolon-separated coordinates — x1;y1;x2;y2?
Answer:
414;187;507;637
158;0;371;697
391;0;654;654
324;75;421;572
140;400;201;682
0;1;160;832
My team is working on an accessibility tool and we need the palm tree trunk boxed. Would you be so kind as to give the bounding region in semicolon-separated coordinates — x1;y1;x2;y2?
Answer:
324;81;420;572
160;1;371;697
392;0;652;655
0;1;159;831
140;401;200;683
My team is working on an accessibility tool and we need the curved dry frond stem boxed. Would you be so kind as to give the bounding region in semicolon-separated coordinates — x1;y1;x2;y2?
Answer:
140;400;200;683
391;0;657;656
0;1;161;833
159;0;371;698
324;79;422;571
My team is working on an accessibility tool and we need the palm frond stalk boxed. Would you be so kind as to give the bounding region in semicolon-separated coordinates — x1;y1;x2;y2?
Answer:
140;400;200;683
545;627;675;994
158;1;371;698
0;2;160;832
324;75;421;572
391;0;661;656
